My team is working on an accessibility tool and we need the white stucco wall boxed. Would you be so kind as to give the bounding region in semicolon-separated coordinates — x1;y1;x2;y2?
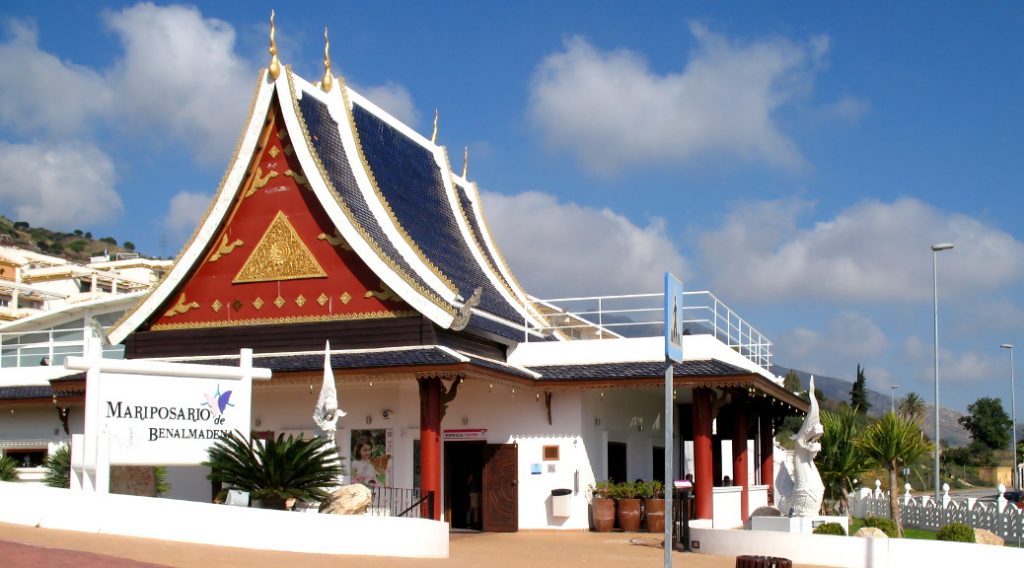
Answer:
0;406;66;455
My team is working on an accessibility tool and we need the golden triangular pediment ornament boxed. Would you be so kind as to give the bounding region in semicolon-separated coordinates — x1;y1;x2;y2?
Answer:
233;211;328;283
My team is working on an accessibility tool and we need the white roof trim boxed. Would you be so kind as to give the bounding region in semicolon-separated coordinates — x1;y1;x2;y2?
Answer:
0;292;145;332
280;73;455;328
107;72;277;345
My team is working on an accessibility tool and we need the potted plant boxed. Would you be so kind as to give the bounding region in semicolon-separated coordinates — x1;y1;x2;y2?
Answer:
644;480;666;533
590;480;616;532
203;430;342;510
613;481;642;532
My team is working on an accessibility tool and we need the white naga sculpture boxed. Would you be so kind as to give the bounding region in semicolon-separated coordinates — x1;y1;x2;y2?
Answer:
313;341;345;440
775;375;825;517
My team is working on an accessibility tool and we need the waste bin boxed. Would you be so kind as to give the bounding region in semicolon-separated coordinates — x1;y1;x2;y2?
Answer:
551;488;573;517
735;555;792;568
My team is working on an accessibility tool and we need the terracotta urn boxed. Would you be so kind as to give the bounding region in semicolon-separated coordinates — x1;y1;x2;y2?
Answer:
617;498;642;532
645;498;666;532
592;497;616;532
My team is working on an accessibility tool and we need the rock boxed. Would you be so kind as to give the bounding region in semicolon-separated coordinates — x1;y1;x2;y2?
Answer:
320;484;372;515
854;527;889;538
974;528;1004;546
750;506;782;517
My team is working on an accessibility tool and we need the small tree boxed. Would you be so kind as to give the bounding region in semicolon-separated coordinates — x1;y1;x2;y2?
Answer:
850;364;870;414
43;444;71;488
0;454;18;481
857;412;932;537
898;392;926;423
817;406;867;516
123;241;135;251
783;370;802;394
958;397;1012;451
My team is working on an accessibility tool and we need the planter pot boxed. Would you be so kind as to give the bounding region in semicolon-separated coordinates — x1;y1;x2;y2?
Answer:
251;496;288;510
592;497;616;532
645;498;665;532
617;498;642;532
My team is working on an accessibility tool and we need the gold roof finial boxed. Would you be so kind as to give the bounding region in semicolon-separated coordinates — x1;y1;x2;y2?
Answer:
431;109;439;144
268;10;281;80
462;146;469;178
320;27;333;92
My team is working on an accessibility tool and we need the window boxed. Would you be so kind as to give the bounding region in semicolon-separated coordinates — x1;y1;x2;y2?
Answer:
4;449;47;467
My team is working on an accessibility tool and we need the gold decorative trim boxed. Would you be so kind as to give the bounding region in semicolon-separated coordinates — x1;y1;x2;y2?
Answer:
268;146;280;158
284;69;456;317
274;295;285;308
337;77;457;295
109;69;268;338
233;211;328;283
211;299;223;312
253;297;264;310
244;166;279;198
431;109;438;144
283;144;294;156
150;309;419;331
295;294;307;307
284;168;309;187
340;291;352;304
268;10;280;80
164;294;200;318
365;281;402;302
317;292;329;306
208;234;244;262
317;230;352;250
320;27;333;93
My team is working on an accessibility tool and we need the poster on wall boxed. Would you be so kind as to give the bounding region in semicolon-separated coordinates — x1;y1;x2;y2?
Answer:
350;428;392;487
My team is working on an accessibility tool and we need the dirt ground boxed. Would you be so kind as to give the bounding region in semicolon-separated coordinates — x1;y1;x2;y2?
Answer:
0;523;831;567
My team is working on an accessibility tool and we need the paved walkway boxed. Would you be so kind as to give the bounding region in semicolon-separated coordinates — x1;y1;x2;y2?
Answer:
0;523;829;567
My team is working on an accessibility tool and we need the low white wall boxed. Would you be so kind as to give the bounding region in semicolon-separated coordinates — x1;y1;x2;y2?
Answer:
691;526;1023;567
712;486;743;528
0;481;448;558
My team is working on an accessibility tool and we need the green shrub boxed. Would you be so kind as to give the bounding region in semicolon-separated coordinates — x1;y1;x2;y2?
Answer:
813;522;847;536
936;522;975;543
591;480;614;499
860;516;898;537
609;481;640;499
43;444;71;488
0;454;18;481
203;431;342;504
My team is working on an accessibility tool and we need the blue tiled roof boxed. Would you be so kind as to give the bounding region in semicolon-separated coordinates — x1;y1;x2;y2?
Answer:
528;360;752;381
454;183;513;298
0;385;52;399
462;354;537;380
297;93;441;309
351;104;523;324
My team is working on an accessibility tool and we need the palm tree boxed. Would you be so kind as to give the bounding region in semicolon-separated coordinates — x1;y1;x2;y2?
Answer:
43;444;71;488
898;392;926;423
0;454;18;482
204;431;343;508
817;406;868;517
857;412;932;537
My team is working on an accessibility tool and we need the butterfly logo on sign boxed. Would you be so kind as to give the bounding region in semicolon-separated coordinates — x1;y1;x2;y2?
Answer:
202;385;234;417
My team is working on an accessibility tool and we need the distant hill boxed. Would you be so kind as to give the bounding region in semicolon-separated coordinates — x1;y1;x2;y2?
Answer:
772;365;971;448
0;215;150;263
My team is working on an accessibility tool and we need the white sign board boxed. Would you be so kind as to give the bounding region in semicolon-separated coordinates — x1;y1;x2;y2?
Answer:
665;272;684;363
98;373;252;465
443;429;488;441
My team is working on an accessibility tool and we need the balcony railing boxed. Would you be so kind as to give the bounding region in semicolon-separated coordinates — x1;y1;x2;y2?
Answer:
0;327;122;369
526;291;772;370
367;486;434;518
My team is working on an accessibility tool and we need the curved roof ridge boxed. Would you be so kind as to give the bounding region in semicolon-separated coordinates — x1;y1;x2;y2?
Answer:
281;70;457;325
342;87;459;297
108;70;274;345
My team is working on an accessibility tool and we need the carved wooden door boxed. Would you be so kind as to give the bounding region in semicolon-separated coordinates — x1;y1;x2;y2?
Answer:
482;443;518;532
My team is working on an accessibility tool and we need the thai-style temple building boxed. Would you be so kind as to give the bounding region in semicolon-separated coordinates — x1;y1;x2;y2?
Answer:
1;23;806;532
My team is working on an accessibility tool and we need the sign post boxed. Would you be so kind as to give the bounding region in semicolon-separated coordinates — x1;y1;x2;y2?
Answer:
65;349;271;492
664;272;684;567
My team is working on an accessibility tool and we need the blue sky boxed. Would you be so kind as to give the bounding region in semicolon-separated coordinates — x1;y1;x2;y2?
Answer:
2;1;1023;416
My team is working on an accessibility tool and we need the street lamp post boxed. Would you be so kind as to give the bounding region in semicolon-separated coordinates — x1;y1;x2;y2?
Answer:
890;385;901;414
1002;344;1017;490
932;242;953;502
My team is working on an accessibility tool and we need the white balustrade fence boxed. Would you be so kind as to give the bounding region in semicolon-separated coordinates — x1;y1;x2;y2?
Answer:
849;481;1023;544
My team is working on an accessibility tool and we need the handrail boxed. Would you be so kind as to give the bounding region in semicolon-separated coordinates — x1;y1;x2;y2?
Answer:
0;326;122;368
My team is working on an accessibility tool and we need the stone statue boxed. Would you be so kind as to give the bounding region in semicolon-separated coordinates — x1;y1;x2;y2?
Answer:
775;376;825;517
313;341;345;439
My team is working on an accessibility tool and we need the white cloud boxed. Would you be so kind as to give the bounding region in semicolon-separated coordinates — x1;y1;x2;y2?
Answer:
0;141;120;226
902;337;1002;385
528;23;841;175
776;312;888;376
0;19;112;137
103;3;254;164
699;197;1024;303
480;190;687;297
358;81;419;127
164;191;212;237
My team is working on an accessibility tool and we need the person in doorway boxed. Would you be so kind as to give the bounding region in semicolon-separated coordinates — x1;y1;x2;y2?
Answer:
467;472;481;529
723;475;732;486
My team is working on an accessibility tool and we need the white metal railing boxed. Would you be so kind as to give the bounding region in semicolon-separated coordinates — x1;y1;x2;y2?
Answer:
525;290;772;370
0;326;123;369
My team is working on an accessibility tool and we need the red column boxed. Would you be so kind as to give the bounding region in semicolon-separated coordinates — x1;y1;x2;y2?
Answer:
419;377;442;520
692;388;713;520
759;413;775;504
732;399;749;521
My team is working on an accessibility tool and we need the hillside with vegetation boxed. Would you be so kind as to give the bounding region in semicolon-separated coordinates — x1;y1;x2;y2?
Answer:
0;215;147;263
